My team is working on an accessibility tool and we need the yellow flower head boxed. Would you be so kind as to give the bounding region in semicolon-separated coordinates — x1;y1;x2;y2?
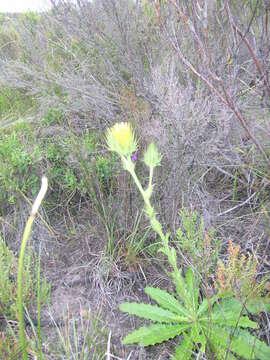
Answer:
106;122;137;156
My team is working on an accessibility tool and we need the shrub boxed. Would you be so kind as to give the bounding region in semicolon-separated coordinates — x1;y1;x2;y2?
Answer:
0;124;41;206
215;240;269;301
0;87;35;118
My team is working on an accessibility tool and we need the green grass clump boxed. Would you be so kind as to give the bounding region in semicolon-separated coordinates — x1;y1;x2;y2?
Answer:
0;325;22;360
50;306;108;360
41;107;64;126
0;235;50;321
95;153;118;194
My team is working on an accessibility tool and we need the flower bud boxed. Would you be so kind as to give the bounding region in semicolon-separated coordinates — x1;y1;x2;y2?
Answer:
143;143;161;168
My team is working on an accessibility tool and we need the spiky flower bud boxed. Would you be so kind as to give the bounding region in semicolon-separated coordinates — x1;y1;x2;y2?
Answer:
143;142;161;168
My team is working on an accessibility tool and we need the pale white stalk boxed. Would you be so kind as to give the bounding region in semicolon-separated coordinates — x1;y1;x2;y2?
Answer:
31;176;48;216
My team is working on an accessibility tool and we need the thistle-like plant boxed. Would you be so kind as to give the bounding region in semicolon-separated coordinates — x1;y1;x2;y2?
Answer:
106;122;270;359
120;268;270;359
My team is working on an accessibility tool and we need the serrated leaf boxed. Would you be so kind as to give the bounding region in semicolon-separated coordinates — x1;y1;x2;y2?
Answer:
231;329;270;359
246;298;270;314
211;311;258;329
122;323;190;346
120;302;183;323
210;330;237;360
171;269;191;309
143;142;161;168
185;268;199;311
197;294;221;317
212;297;243;317
190;323;205;351
210;297;258;329
198;292;234;318
172;333;193;360
210;327;270;359
144;287;190;318
198;293;235;322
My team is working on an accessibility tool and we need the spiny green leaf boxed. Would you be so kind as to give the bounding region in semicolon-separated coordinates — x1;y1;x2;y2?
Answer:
246;298;270;314
120;302;186;323
231;329;270;360
210;327;270;359
190;323;206;351
210;311;258;329
235;316;258;329
143;142;161;168
144;286;190;317
197;295;219;317
122;323;190;346
209;330;238;360
197;291;234;317
185;268;199;311
209;327;244;359
172;333;193;360
213;297;270;317
170;268;192;309
212;297;243;317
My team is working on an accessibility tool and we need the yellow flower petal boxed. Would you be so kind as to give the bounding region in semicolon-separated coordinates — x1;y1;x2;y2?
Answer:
106;122;137;156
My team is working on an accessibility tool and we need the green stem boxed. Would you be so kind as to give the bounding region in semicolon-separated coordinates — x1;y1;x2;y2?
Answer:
125;161;146;200
17;215;35;360
149;166;153;190
123;157;167;248
17;177;48;360
37;251;43;360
